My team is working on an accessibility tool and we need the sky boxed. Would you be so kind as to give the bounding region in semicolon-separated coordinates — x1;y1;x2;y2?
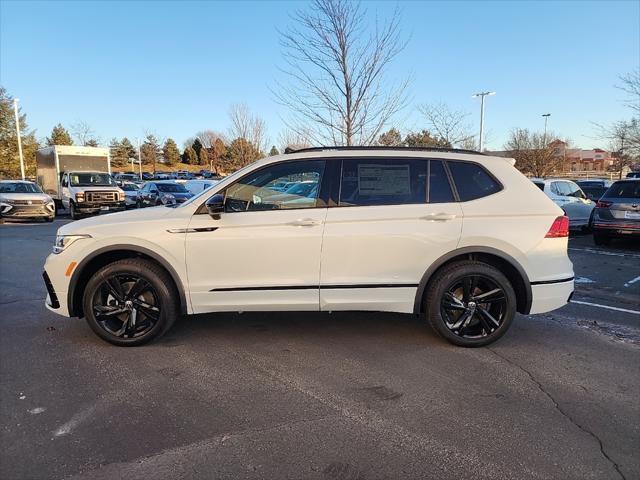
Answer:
1;0;638;151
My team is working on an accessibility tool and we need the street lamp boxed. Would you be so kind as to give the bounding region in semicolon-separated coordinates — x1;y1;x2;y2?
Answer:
13;98;25;180
472;91;495;152
542;113;551;145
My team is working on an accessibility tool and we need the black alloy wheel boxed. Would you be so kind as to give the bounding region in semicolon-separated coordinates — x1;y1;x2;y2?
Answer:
425;261;516;347
83;258;177;346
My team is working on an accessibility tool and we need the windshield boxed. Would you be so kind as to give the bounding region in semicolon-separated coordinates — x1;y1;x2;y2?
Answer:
0;182;43;193
70;173;115;187
157;183;188;193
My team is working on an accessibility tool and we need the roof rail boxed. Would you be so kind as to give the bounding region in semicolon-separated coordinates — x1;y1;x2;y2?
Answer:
283;146;485;155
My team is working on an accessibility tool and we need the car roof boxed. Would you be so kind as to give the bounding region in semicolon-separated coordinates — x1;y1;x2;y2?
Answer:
0;179;35;183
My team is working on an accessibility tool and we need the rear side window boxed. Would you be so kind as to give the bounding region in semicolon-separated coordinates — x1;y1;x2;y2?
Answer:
605;181;640;198
339;159;427;206
448;161;502;201
428;160;455;203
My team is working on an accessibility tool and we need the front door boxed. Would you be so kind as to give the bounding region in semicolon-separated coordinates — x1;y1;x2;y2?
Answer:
185;159;328;313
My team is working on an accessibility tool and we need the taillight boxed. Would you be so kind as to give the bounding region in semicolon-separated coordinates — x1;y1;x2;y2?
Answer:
596;200;612;208
545;216;569;238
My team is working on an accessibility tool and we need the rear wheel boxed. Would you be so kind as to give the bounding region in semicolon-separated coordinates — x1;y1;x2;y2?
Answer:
82;258;178;346
593;232;611;246
425;261;516;347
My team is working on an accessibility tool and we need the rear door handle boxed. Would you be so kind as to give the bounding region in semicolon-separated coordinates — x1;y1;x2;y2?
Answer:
421;213;456;221
289;218;321;227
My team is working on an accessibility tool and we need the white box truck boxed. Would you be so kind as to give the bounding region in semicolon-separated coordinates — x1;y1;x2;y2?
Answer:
36;145;125;220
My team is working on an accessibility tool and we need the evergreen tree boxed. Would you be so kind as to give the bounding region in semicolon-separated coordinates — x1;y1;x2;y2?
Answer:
378;128;403;146
211;138;227;174
0;87;39;178
269;145;280;156
141;134;162;172
192;138;203;160
199;147;209;167
109;138;126;166
162;138;180;166
404;130;450;148
46;123;73;145
85;139;99;147
227;137;261;170
121;138;137;162
183;146;197;164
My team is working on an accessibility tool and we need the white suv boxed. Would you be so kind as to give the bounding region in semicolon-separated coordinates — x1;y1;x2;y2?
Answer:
43;147;574;347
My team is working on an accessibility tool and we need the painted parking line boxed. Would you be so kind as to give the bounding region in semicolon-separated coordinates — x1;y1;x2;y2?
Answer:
624;276;640;288
568;247;640;259
570;300;640;315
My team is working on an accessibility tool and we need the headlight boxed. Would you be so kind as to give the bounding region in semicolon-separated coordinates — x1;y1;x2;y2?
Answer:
53;234;92;254
75;192;85;202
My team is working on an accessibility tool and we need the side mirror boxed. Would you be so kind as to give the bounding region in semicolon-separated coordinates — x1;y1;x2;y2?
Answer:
206;193;225;218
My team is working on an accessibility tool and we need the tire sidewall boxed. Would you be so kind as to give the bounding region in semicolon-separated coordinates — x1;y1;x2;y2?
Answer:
82;260;177;346
426;262;517;347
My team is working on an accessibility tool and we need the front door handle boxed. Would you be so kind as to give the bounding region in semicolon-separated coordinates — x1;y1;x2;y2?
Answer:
289;218;321;227
421;213;456;221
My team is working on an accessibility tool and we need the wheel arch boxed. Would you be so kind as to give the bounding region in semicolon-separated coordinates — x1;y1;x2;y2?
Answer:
67;245;188;318
413;247;532;315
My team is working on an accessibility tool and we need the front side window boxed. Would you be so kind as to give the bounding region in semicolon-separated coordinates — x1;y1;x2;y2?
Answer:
339;159;426;207
224;160;325;212
448;161;502;201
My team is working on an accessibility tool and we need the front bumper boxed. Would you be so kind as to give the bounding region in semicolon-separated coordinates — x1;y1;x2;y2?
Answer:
75;201;126;214
43;253;73;317
0;203;55;218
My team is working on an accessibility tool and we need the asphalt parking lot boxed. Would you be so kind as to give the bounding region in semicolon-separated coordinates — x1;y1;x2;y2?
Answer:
0;218;638;480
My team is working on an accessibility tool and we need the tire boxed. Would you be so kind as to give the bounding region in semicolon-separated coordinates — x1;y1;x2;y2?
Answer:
424;261;517;347
82;258;178;346
70;202;80;220
593;232;611;246
46;216;55;223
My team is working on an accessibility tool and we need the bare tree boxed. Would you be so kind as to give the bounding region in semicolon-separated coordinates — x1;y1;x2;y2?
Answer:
276;0;409;146
70;120;100;146
505;128;566;177
278;128;313;152
617;70;640;114
417;102;474;148
228;103;267;167
595;119;640;179
195;129;227;149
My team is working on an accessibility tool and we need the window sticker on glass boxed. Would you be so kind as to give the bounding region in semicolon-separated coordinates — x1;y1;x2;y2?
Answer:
357;164;411;196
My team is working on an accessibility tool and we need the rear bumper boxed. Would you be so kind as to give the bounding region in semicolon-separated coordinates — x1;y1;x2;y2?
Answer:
593;222;640;236
529;278;574;315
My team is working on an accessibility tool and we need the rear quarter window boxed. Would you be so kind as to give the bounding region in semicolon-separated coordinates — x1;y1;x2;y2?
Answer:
448;161;502;201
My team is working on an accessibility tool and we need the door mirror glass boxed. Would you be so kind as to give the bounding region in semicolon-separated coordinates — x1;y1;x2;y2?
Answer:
206;193;225;217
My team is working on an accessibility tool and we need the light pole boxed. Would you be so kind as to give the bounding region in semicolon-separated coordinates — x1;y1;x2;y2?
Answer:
472;91;495;152
13;98;25;180
542;113;551;145
137;138;143;180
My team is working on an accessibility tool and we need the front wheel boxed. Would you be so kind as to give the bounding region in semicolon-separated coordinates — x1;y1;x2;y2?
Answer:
70;202;81;220
425;261;516;347
82;258;178;346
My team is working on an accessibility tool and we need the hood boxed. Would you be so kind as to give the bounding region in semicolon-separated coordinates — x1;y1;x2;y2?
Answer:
0;192;53;202
58;204;179;235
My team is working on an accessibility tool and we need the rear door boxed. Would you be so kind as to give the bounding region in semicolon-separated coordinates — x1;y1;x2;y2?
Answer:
319;158;462;313
555;181;593;225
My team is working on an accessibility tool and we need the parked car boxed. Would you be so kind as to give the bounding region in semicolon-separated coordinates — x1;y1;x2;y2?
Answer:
0;180;56;223
119;182;140;209
184;179;219;195
141;172;154;181
154;172;171;180
176;172;196;180
591;179;640;245
114;173;138;183
43;147;574;348
626;171;640;179
575;179;612;202
136;181;194;207
531;178;595;230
